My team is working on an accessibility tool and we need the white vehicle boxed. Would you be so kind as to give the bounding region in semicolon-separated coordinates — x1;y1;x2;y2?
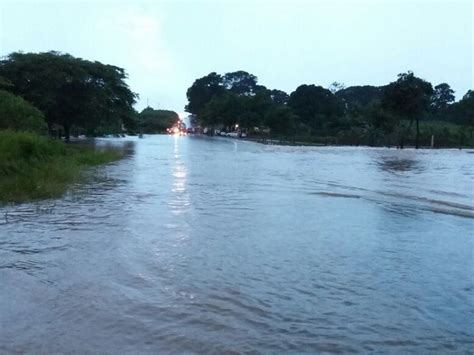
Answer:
226;132;239;138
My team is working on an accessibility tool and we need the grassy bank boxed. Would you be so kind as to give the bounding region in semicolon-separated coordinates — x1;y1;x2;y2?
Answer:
0;131;123;203
247;120;474;148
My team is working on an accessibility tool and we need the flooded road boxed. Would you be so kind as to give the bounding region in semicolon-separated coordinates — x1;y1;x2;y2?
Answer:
1;135;473;353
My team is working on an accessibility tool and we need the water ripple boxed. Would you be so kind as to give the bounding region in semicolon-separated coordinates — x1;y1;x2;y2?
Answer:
0;137;473;353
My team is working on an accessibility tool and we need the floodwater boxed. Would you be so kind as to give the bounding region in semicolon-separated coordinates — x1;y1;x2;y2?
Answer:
1;135;473;353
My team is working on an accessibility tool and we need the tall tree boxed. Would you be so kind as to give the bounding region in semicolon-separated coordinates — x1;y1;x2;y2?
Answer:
451;90;474;138
0;51;137;140
328;81;345;94
139;107;179;133
288;84;343;131
264;106;298;135
431;83;455;110
382;71;433;148
185;72;224;116
200;92;241;129
269;89;289;105
223;71;258;96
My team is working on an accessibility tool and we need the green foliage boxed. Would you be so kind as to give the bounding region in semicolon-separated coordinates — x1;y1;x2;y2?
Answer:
0;51;138;140
122;109;140;134
70;145;123;166
199;90;274;130
268;89;289;105
264;106;298;135
0;90;47;133
329;82;345;94
382;71;433;117
368;108;399;134
288;84;344;131
185;70;288;123
382;71;434;148
185;72;224;116
336;85;383;114
417;120;473;147
431;83;455;110
450;90;474;129
139;107;179;133
186;69;471;148
201;92;242;128
0;131;122;203
0;76;13;89
223;71;258;96
0;131;65;171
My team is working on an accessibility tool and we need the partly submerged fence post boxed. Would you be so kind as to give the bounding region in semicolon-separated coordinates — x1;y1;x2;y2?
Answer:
431;135;434;148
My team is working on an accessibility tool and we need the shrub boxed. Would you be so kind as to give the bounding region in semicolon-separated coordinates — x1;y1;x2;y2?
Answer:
0;90;47;133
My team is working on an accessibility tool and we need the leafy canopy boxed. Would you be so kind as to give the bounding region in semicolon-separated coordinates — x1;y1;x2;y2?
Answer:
0;51;138;138
382;71;433;118
139;107;179;133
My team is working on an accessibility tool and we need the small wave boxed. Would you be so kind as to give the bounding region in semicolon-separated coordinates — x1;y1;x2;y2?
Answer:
425;207;474;219
311;192;361;199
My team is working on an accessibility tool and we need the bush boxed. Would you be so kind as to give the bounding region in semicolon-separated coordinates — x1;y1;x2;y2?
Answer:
0;131;65;176
0;90;47;133
0;131;122;202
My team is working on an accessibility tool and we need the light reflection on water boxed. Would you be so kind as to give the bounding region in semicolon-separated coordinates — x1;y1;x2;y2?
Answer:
0;135;473;353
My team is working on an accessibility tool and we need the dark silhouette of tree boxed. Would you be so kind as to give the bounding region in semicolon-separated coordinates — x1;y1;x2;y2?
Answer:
201;92;241;128
431;83;455;110
451;90;474;138
139;107;179;133
288;84;343;132
0;51;137;140
329;81;345;94
382;71;433;148
336;85;383;114
223;71;258;96
185;72;224;116
264;106;298;135
268;89;289;105
184;69;469;147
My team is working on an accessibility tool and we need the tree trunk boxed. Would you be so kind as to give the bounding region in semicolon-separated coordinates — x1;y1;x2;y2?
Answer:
398;125;404;149
415;117;420;149
64;124;71;143
47;121;52;136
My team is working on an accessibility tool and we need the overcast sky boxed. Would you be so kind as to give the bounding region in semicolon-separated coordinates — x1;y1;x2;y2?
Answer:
1;0;472;116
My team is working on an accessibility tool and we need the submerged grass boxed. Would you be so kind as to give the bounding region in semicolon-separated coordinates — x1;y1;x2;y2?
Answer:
0;130;123;203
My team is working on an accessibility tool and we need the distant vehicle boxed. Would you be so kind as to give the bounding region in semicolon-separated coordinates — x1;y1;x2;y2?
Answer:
226;132;239;138
220;131;227;136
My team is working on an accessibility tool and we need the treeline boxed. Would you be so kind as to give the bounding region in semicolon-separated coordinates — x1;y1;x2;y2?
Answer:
185;71;474;148
0;51;139;140
0;51;180;140
138;107;179;133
